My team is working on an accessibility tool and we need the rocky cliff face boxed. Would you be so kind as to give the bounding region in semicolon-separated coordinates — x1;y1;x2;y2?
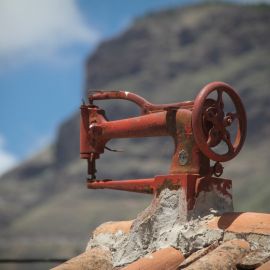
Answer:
57;4;270;168
0;3;270;264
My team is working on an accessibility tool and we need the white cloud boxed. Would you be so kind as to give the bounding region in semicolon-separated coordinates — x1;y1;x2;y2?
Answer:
0;0;100;67
0;135;17;176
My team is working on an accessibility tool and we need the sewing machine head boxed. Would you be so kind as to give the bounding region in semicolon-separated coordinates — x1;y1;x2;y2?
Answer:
80;82;246;205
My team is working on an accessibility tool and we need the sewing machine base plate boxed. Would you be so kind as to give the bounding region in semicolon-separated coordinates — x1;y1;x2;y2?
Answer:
87;174;233;213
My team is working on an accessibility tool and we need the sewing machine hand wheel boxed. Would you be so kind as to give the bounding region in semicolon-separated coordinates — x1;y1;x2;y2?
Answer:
192;82;247;162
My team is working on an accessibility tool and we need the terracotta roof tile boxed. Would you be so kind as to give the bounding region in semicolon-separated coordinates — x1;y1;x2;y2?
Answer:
121;247;184;270
181;239;250;270
238;249;270;269
207;212;270;235
93;220;133;237
178;242;219;269
52;212;270;270
256;259;270;270
51;247;112;270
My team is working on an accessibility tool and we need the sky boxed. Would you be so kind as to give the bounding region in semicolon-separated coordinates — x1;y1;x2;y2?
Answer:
0;0;268;175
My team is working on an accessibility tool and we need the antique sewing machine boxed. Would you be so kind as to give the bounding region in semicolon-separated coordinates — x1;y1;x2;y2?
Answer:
80;82;246;212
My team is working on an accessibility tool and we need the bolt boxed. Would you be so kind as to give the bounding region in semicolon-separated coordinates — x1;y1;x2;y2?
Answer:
179;150;188;166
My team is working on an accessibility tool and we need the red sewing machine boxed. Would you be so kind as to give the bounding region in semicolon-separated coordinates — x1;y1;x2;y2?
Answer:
80;82;246;211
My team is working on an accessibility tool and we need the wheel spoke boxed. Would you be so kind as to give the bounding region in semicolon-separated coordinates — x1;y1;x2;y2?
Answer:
216;90;224;109
207;127;220;147
204;107;216;122
207;128;214;146
223;130;234;154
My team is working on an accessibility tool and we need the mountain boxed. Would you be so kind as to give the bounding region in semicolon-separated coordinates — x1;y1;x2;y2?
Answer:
0;3;269;268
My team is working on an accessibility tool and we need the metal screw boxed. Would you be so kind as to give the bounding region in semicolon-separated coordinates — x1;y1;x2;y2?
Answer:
179;149;188;166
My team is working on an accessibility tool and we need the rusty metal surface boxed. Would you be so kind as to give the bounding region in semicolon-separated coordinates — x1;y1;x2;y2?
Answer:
192;81;247;162
80;81;246;212
89;90;194;114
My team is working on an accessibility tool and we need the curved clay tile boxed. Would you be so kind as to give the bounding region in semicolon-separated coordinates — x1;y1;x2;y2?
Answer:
256;260;270;270
207;212;270;235
93;220;133;237
51;247;113;270
182;239;250;270
121;247;184;270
